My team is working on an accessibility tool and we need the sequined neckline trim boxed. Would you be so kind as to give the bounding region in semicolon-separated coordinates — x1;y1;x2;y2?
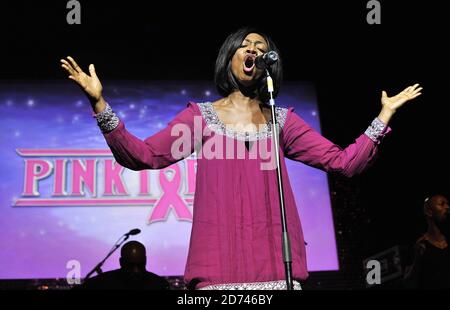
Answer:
197;102;288;141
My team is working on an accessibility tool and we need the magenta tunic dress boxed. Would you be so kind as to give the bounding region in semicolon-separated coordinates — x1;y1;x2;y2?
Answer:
95;101;389;289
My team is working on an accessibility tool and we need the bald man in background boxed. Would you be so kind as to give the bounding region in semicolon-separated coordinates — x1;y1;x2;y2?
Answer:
404;194;450;289
78;241;170;290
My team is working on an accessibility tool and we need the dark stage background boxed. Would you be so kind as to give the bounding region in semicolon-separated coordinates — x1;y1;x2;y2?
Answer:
1;1;449;289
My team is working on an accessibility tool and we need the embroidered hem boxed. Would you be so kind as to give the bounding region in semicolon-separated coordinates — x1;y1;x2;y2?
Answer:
198;280;302;290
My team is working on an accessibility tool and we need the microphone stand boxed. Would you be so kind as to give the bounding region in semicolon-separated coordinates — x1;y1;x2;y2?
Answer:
84;233;131;281
265;69;294;290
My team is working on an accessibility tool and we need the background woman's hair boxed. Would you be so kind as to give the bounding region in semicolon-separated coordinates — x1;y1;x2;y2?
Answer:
214;26;283;103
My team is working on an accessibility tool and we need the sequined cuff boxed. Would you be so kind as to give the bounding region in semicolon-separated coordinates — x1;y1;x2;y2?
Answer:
93;102;120;134
364;117;386;143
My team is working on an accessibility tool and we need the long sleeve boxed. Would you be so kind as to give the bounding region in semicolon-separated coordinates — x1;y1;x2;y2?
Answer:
94;102;198;170
282;109;391;177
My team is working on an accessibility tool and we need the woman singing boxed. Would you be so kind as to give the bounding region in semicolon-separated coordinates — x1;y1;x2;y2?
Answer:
61;27;422;289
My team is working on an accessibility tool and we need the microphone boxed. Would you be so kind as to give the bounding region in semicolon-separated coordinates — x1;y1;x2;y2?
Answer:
124;228;141;236
255;51;279;69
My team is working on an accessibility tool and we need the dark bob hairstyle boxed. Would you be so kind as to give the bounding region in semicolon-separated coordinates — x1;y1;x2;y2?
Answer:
214;27;283;104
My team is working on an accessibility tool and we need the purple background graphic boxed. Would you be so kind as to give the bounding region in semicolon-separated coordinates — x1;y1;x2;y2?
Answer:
0;81;338;279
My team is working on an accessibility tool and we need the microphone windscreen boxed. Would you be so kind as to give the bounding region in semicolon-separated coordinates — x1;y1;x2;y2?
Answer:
128;228;141;235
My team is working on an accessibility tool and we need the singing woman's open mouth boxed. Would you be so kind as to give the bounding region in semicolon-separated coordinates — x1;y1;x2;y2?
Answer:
243;54;256;73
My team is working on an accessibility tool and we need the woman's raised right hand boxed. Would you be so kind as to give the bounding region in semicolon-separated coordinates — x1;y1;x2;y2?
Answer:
60;56;103;107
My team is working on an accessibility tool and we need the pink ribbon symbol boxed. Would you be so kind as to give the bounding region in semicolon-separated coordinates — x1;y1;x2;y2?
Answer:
149;164;192;223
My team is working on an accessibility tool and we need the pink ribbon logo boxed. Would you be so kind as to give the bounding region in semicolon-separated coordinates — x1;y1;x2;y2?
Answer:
149;164;192;223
